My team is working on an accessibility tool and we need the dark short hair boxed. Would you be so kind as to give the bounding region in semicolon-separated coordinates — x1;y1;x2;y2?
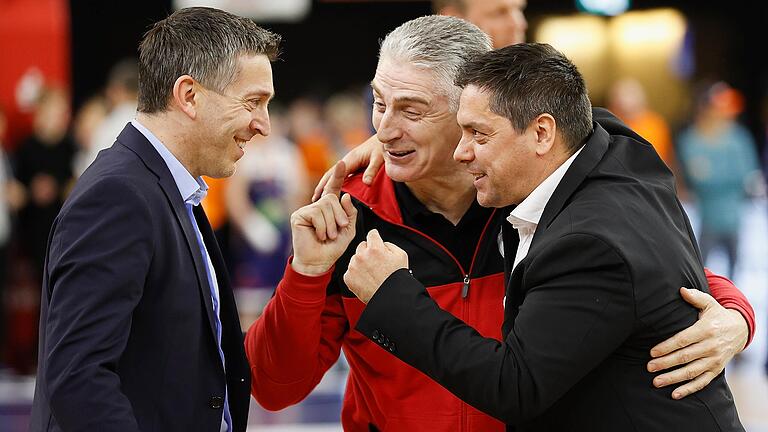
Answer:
137;7;281;113
456;43;593;152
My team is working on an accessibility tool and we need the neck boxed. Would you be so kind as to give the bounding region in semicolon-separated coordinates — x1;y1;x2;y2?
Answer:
405;170;476;225
136;112;199;177
517;145;573;205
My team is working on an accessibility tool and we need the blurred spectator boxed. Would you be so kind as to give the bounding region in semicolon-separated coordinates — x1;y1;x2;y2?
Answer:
71;95;108;159
608;78;677;169
433;0;527;48
0;107;25;369
226;107;308;294
13;87;76;279
73;59;138;176
288;98;333;191
324;91;370;155
678;82;763;279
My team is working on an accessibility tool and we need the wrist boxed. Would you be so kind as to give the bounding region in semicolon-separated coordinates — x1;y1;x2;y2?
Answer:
291;258;333;276
725;308;749;351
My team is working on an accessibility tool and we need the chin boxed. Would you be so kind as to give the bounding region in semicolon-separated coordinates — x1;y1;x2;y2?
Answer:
476;191;504;209
383;164;419;183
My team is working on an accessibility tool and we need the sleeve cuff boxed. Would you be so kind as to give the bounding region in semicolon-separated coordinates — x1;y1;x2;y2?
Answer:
280;256;335;303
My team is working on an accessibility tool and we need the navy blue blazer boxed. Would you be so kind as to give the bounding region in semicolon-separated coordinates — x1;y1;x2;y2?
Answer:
30;124;251;431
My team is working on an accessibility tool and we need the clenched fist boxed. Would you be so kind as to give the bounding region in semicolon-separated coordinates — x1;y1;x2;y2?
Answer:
344;229;409;303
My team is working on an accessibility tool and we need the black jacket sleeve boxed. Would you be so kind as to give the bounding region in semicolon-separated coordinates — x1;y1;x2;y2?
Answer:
355;232;635;424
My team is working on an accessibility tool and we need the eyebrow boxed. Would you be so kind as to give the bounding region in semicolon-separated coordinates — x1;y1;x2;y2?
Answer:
460;119;492;131
371;82;430;106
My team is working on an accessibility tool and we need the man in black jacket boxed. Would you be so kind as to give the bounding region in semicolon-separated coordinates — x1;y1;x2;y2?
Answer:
344;43;743;431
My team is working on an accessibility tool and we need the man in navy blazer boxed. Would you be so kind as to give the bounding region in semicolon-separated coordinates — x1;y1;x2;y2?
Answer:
30;7;280;431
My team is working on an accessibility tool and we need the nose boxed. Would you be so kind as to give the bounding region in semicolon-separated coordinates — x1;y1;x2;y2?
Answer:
250;106;271;137
374;109;402;144
453;132;474;163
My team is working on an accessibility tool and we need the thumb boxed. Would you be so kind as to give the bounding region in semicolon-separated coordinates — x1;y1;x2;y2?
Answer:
340;193;358;223
366;229;384;247
680;287;715;311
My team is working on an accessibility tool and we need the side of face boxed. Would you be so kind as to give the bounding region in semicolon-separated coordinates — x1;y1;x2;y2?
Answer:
454;85;538;207
463;0;528;48
371;58;462;183
194;53;274;178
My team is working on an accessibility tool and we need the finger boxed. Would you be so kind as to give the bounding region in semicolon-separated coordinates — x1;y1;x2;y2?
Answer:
650;320;709;358
651;352;718;388
321;194;349;228
312;167;334;202
303;208;328;241
340;193;358;222
384;241;409;267
355;240;367;255
679;287;718;312
366;229;385;248
649;339;716;373
318;199;339;240
322;161;347;198
363;145;384;185
669;371;717;400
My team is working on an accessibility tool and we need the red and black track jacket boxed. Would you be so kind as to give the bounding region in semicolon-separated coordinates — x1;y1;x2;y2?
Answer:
245;170;755;432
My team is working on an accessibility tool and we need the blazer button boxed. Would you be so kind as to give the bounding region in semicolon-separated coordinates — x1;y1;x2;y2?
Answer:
209;396;224;409
372;330;381;341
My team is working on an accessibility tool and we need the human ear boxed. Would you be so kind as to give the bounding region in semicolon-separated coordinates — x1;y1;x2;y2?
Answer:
171;75;197;119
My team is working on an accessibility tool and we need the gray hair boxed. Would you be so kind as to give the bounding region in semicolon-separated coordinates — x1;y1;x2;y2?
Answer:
379;15;492;111
137;7;281;113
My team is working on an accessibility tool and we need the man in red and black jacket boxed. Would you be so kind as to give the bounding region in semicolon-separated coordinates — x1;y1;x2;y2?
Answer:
246;16;754;432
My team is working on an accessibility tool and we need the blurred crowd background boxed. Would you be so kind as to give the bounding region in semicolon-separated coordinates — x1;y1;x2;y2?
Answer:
1;0;767;430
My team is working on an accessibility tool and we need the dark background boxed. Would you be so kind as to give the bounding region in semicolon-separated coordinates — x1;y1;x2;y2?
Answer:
69;0;768;147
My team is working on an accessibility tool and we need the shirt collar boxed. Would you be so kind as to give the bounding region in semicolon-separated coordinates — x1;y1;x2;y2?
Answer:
131;119;208;206
507;145;585;229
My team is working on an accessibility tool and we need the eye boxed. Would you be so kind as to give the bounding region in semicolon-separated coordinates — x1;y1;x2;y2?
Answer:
472;130;488;143
373;101;385;112
403;109;421;119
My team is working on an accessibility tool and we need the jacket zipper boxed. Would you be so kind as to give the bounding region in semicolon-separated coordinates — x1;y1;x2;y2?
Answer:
367;205;498;432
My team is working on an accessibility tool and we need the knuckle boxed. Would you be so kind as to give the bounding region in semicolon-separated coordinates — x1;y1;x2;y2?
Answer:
685;368;699;381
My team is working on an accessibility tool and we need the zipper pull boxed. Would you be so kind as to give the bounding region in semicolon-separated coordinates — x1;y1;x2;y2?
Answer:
462;275;470;298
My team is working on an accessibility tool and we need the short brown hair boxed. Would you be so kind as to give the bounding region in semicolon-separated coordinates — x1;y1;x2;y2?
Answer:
137;7;281;113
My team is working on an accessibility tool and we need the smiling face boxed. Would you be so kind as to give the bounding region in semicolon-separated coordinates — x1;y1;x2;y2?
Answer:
454;84;539;207
371;58;462;183
193;53;274;178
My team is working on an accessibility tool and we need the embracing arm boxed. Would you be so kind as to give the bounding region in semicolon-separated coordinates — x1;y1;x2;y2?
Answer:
43;178;152;431
646;269;753;398
706;268;754;346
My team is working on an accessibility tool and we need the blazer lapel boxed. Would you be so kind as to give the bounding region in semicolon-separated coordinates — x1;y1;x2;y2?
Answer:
534;123;610;241
117;124;219;345
501;123;610;337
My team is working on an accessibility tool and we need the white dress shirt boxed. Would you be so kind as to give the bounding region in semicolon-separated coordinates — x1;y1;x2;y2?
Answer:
504;145;585;272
